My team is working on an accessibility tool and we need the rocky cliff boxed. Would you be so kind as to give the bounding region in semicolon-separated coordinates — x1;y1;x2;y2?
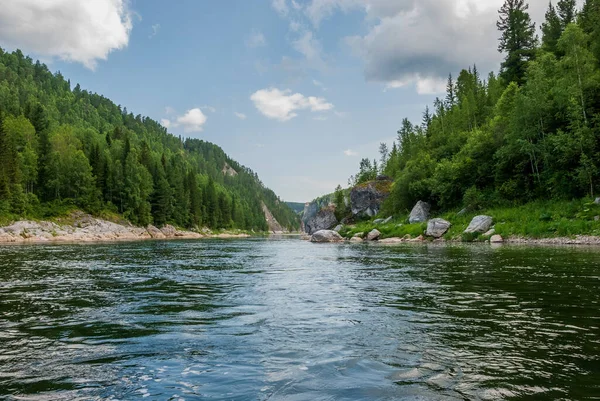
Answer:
349;178;392;217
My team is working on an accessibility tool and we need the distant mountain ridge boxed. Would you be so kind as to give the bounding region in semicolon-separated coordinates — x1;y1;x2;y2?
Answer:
0;48;300;231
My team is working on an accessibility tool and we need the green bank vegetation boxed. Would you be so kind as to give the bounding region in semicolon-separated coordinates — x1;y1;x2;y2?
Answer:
0;49;300;232
338;0;600;239
340;199;600;241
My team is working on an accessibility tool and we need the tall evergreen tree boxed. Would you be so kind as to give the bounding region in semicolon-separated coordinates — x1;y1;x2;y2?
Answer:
557;0;577;27
497;0;537;85
542;2;563;54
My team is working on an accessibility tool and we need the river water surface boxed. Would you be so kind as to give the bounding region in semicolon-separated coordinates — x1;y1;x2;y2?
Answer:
0;238;599;400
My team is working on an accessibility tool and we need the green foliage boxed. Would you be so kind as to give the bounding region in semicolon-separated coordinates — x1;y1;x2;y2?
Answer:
0;49;300;231
345;10;600;223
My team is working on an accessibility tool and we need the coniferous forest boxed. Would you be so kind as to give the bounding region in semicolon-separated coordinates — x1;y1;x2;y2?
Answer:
349;0;600;214
0;48;300;231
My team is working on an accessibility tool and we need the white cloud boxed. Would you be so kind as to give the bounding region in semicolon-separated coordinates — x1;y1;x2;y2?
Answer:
272;0;289;16
250;88;334;121
246;31;266;48
161;118;171;129
292;31;327;71
301;0;565;92
149;24;160;39
344;149;358;156
176;108;208;133
165;106;176;115
0;0;132;70
235;112;247;120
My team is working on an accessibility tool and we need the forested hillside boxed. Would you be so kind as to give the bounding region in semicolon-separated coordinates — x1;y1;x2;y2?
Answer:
0;48;300;231
348;0;600;215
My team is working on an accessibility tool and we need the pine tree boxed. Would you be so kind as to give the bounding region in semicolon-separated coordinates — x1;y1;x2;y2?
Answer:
445;74;456;107
497;0;537;85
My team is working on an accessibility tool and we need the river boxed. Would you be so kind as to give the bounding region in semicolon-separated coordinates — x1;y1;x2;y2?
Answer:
0;238;599;400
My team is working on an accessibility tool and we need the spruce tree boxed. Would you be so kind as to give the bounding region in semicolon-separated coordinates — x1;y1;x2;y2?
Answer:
542;2;563;54
497;0;537;85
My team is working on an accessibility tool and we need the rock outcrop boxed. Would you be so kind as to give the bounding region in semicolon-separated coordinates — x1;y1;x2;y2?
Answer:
222;162;238;177
350;179;392;218
262;202;285;234
0;213;242;243
408;201;430;224
426;218;451;238
310;230;344;243
303;205;338;235
490;235;504;243
464;215;494;234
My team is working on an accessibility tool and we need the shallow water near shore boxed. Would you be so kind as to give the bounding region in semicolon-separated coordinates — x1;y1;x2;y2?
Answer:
0;238;599;400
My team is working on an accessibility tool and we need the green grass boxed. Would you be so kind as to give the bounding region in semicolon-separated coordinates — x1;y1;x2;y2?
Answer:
339;198;600;242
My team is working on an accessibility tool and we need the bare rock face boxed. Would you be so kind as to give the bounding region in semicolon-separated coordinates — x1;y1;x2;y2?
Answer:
262;202;285;233
304;205;338;235
161;225;177;238
409;201;431;224
366;229;381;241
464;216;493;234
147;225;166;239
310;230;344;243
350;180;392;218
426;218;451;238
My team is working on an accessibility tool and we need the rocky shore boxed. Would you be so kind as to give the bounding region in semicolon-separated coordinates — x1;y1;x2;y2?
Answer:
0;213;250;244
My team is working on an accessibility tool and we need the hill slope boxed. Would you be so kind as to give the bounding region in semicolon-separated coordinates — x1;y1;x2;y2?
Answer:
0;48;300;231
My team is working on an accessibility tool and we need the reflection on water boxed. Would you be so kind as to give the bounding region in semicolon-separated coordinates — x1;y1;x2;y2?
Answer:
0;239;599;400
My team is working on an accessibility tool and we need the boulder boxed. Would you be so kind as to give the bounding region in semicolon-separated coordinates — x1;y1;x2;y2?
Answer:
161;224;177;238
304;205;338;235
147;225;166;239
464;215;493;234
595;198;600;205
408;201;431;224
483;229;496;237
333;224;344;233
350;236;364;242
366;229;381;241
310;230;344;243
373;219;385;225
490;235;504;243
426;218;451;238
350;180;392;218
352;232;364;239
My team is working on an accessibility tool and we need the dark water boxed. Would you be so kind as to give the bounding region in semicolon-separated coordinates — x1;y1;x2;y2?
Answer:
0;239;599;400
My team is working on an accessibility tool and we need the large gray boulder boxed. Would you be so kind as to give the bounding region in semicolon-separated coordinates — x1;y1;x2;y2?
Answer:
366;229;381;241
304;205;338;235
409;201;431;224
426;218;451;238
310;230;344;243
464;215;493;234
350;180;392;217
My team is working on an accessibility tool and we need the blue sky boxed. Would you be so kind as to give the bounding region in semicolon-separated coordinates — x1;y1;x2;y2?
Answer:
0;0;557;201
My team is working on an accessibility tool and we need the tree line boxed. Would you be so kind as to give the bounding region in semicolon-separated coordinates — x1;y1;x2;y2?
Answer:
348;0;600;214
0;49;300;231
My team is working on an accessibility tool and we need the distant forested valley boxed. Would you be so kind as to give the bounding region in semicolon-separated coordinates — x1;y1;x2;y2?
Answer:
0;48;300;231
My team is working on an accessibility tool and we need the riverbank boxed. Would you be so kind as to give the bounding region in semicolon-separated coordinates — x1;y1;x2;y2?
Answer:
0;212;251;244
336;199;600;245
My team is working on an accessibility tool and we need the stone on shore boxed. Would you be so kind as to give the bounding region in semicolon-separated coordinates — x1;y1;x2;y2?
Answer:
409;201;431;224
333;224;344;233
366;229;381;241
426;218;451;238
464;215;493;234
490;235;504;243
350;236;364;242
310;230;344;243
483;229;496;237
379;237;403;244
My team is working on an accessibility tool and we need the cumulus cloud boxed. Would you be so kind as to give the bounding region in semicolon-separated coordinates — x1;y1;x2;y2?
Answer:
344;149;358;156
246;31;266;48
0;0;132;70
176;108;208;133
250;88;334;121
161;118;171;129
292;0;561;92
235;112;247;120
